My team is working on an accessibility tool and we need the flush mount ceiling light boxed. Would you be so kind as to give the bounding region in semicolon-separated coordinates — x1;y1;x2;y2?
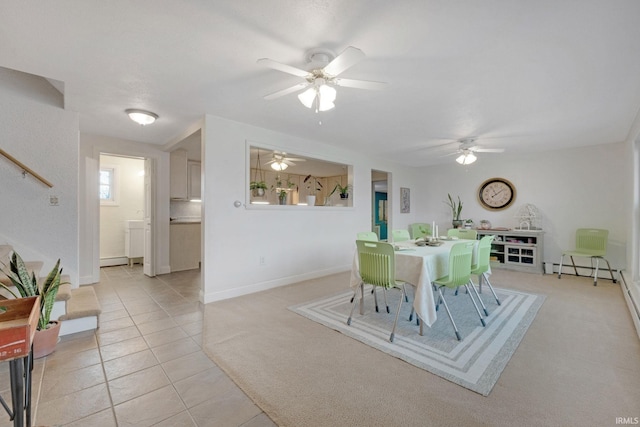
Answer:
456;150;477;165
126;109;158;126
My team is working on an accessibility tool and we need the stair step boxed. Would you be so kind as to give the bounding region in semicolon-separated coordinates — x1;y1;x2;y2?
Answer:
59;286;102;322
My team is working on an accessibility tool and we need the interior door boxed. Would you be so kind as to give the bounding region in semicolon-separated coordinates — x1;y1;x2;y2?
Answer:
375;191;388;240
143;158;155;276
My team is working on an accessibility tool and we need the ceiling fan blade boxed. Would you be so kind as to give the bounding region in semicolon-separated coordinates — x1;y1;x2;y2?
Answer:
257;58;310;77
334;78;386;90
263;82;309;100
474;148;505;153
323;46;365;76
283;157;306;162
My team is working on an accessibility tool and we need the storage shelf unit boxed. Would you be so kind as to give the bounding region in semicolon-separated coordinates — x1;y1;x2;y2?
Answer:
477;229;544;274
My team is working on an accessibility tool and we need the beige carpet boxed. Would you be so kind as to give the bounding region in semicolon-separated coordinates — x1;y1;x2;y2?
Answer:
202;270;640;427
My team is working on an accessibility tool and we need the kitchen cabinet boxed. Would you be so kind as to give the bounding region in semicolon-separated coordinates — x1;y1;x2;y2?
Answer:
188;161;201;199
170;149;188;199
170;222;201;271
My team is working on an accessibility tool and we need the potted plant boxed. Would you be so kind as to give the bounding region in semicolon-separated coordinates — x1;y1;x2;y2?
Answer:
1;251;64;358
271;175;296;205
303;174;323;206
445;193;464;228
329;182;352;199
250;180;268;197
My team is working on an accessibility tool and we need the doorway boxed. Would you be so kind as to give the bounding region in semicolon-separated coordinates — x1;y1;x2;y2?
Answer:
99;153;153;274
372;170;390;241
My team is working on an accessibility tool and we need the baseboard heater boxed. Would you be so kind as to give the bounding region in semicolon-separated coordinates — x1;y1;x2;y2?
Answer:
619;272;640;340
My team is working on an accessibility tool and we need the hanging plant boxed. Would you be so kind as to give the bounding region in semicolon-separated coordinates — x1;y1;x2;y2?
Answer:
250;149;267;196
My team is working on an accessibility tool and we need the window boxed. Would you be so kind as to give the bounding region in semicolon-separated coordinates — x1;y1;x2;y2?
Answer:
248;143;353;208
100;166;118;205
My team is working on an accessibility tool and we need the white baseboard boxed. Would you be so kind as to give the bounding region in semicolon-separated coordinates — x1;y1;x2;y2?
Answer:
203;265;350;304
100;257;128;267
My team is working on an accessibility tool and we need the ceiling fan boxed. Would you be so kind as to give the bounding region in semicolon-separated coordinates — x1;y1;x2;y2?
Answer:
257;46;386;112
264;151;306;171
444;138;505;165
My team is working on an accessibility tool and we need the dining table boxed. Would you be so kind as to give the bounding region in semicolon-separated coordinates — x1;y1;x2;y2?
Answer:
350;238;480;328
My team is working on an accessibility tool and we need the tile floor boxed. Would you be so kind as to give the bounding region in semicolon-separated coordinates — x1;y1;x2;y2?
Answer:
0;265;276;427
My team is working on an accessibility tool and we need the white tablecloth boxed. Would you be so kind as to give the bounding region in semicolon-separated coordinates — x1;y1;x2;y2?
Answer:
350;239;479;327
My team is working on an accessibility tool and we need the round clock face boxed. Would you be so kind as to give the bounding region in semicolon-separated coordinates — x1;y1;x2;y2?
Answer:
478;178;516;210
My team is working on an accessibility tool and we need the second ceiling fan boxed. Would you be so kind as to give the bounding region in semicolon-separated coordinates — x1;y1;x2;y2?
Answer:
258;46;386;112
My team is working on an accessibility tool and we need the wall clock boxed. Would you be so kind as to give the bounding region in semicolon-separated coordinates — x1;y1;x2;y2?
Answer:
478;178;516;210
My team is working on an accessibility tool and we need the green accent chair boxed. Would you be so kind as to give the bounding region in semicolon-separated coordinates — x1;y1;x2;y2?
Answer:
447;228;478;240
558;228;616;286
469;235;501;312
356;231;378;242
348;240;407;342
410;223;431;239
430;241;486;340
392;229;411;242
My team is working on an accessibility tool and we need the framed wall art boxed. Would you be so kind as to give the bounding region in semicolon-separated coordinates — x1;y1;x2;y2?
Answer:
400;187;410;213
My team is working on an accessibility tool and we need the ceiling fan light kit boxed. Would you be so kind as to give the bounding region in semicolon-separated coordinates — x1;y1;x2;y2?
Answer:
271;161;288;171
456;151;477;165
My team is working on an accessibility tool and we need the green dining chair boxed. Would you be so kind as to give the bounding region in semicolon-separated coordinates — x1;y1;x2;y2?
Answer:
348;240;406;342
447;228;478;240
392;229;411;242
356;231;378;242
469;235;501;312
410;223;431;239
430;241;485;340
558;228;616;286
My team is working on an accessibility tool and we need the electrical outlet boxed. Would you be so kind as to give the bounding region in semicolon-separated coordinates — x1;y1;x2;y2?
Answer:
49;195;59;206
259;256;266;266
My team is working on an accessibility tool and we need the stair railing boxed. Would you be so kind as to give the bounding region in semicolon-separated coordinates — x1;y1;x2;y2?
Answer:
0;148;53;188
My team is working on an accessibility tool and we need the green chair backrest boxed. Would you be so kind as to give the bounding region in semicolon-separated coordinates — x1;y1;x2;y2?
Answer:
410;223;431;239
575;228;609;256
471;235;495;275
447;229;477;240
392;229;411;242
435;241;474;288
356;240;396;289
357;231;379;242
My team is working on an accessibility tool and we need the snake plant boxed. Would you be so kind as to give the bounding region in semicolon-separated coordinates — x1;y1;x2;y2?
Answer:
1;251;63;330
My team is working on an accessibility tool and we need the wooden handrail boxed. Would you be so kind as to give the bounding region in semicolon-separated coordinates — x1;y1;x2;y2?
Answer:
0;148;53;188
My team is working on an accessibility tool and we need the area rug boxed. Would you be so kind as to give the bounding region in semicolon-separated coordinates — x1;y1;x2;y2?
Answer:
289;285;545;396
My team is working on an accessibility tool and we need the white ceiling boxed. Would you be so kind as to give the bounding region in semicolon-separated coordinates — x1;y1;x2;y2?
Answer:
2;1;640;166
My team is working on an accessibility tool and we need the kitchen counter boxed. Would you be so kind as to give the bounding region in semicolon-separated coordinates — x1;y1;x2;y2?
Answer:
170;217;201;224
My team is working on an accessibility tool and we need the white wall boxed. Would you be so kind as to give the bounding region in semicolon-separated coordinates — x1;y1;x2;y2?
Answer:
0;67;79;284
200;115;422;303
99;154;145;261
415;142;630;270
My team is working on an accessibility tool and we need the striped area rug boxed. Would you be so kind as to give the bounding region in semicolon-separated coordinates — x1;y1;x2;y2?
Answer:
290;285;544;396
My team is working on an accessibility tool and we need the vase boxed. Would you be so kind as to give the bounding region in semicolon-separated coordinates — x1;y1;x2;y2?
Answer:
252;188;265;197
306;195;316;206
278;194;287;205
452;219;463;229
33;320;61;359
340;194;349;199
